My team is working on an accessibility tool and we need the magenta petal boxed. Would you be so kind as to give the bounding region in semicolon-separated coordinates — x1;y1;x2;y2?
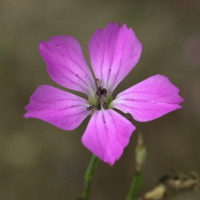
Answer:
89;22;142;94
39;36;96;96
81;109;136;165
112;74;184;122
24;85;91;130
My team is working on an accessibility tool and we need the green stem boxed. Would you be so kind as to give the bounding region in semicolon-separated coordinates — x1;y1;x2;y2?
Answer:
83;154;100;200
126;171;143;200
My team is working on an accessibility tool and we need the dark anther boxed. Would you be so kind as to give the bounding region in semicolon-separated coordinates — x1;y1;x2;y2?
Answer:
96;87;102;96
102;102;107;109
87;105;95;111
125;113;133;121
101;88;107;97
96;87;107;97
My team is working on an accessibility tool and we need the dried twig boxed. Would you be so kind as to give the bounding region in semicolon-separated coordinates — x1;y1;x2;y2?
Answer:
137;171;199;200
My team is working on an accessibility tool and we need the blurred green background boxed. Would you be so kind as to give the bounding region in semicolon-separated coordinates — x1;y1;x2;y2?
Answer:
1;0;200;199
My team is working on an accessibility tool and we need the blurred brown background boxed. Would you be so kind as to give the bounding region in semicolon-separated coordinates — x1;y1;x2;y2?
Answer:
1;0;200;199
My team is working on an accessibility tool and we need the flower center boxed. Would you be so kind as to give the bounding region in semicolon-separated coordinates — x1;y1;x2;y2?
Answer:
87;79;110;111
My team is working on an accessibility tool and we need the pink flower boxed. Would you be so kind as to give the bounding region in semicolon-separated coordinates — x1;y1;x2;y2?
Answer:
24;22;184;165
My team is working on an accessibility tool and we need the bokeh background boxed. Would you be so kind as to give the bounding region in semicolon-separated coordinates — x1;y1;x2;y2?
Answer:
1;0;200;199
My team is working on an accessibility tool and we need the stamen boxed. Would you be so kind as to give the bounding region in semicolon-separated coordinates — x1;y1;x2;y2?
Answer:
96;79;103;88
96;103;101;110
90;79;108;111
87;105;95;111
96;87;102;97
96;87;107;98
101;88;107;97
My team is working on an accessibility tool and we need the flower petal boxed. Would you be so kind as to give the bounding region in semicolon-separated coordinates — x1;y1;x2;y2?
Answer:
24;85;91;130
81;109;136;165
89;22;142;94
39;36;96;96
111;74;184;122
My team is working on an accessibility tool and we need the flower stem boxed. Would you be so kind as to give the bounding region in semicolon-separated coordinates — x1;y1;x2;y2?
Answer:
82;154;100;200
126;133;146;200
126;171;143;200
